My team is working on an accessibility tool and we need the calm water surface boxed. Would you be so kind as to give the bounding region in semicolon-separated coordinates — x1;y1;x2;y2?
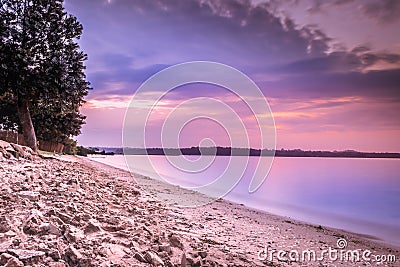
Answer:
90;155;400;245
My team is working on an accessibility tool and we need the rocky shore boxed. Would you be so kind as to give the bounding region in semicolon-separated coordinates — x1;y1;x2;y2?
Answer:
0;140;398;266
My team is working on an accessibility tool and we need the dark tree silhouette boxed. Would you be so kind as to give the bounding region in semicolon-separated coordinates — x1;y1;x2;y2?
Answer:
0;0;90;152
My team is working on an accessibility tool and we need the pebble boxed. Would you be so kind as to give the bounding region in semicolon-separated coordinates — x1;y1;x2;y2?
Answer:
64;246;82;264
144;250;164;266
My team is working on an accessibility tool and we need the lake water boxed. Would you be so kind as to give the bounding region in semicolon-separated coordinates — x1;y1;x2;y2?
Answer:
90;155;400;245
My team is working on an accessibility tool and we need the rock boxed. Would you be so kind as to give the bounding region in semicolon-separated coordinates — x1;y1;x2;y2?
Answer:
181;253;187;267
4;257;24;267
0;140;11;148
55;212;73;224
83;219;102;234
22;211;43;235
64;227;85;243
77;257;92;266
0;239;13;253
180;253;196;267
5;146;18;159
10;144;26;159
198;250;207;259
0;216;12;233
18;191;40;201
0;143;13;159
7;249;46;260
48;262;66;267
159;244;172;254
169;234;183;249
66;178;78;185
7;249;45;264
104;244;126;262
102;223;125;232
192;256;202;267
143;225;153;235
48;249;61;261
134;252;147;263
158;251;169;259
6;231;16;238
0;253;14;265
64;246;82;265
40;223;61;236
0;231;16;242
131;188;141;195
2;150;12;159
144;251;164;266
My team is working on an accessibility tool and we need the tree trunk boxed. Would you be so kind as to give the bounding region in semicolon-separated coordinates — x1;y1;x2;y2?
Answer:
17;95;37;152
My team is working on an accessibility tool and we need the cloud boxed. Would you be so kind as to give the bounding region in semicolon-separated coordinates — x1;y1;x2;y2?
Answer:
359;0;400;24
67;0;333;61
85;53;170;97
306;0;355;14
64;0;400;103
64;0;344;99
260;68;400;101
351;45;371;54
305;0;400;24
269;50;400;75
269;96;400;133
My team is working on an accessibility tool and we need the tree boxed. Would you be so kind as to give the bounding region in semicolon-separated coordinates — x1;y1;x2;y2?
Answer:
63;137;77;155
31;102;86;143
0;91;18;131
0;0;90;152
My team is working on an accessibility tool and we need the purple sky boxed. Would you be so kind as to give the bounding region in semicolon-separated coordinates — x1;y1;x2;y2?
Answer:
64;0;400;152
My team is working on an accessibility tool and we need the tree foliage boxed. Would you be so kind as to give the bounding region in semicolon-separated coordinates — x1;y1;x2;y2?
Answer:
0;0;90;150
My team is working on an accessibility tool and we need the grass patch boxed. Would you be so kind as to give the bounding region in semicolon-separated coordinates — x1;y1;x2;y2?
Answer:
38;150;53;155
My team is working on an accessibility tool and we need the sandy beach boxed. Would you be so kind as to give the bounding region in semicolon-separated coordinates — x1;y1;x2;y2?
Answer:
0;143;398;266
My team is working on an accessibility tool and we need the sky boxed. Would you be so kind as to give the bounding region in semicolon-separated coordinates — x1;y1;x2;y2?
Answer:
64;0;400;152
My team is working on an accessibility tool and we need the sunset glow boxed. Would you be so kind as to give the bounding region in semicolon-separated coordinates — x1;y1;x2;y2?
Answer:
65;0;400;152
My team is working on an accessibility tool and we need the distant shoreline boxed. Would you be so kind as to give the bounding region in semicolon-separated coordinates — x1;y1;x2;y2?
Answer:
90;147;400;159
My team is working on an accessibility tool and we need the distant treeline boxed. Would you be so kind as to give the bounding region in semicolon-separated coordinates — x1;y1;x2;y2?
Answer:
92;147;400;159
79;147;114;157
